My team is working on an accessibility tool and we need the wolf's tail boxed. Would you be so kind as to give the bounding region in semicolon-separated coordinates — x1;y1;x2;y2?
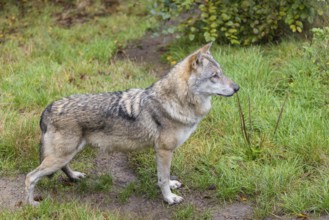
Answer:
39;107;49;163
39;103;55;178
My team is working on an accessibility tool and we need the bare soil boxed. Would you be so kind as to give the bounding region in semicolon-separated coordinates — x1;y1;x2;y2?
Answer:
0;151;253;220
54;0;120;28
114;32;173;77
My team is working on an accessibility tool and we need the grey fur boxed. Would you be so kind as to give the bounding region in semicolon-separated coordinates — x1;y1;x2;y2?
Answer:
25;43;239;206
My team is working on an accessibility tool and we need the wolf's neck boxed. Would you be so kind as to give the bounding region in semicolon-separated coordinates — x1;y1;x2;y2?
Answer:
151;64;212;118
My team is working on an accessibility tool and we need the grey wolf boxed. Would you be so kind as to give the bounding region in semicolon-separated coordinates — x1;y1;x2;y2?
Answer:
25;43;239;206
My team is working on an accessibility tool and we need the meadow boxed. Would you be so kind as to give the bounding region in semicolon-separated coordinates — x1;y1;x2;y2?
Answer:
0;1;328;219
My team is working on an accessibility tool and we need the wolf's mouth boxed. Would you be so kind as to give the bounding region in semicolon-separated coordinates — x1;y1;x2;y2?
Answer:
217;93;235;97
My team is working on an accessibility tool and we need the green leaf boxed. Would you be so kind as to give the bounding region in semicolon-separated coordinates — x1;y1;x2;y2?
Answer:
209;15;217;21
290;24;297;32
317;9;324;16
230;39;240;45
253;28;259;34
228;28;237;33
201;13;208;18
204;31;211;41
221;13;230;21
296;21;303;28
210;23;217;28
296;27;302;33
226;21;234;27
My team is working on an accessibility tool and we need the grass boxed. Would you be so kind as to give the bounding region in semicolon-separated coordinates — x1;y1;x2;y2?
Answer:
1;1;329;219
0;200;121;220
173;204;212;220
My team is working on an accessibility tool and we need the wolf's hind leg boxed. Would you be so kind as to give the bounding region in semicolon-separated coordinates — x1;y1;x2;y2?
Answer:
26;135;85;205
62;165;86;181
61;139;87;181
25;155;72;206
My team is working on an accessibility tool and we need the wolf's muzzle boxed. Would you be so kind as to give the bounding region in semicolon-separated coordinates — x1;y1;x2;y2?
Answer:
233;83;240;92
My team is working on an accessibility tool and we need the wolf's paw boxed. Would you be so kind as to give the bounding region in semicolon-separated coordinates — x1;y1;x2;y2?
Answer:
29;200;40;207
169;180;182;189
164;193;184;205
70;171;86;180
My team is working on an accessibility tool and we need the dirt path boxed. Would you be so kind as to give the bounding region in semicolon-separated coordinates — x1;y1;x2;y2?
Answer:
0;175;26;209
0;150;253;220
115;32;173;77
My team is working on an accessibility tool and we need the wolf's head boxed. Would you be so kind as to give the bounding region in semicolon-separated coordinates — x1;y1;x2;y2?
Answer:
186;43;239;97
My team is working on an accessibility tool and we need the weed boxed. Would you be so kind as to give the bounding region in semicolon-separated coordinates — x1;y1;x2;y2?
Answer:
75;174;113;193
173;204;211;220
173;204;195;220
118;182;136;203
128;150;159;199
0;200;120;219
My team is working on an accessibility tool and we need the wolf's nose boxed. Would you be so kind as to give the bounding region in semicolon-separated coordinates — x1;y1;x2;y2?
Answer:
233;83;240;92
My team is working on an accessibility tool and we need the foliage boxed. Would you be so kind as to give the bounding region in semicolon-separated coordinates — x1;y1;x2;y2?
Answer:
303;26;329;76
150;0;328;45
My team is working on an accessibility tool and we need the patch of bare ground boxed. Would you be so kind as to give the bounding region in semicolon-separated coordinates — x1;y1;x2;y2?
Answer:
0;175;26;209
54;0;120;28
114;33;173;77
0;150;253;219
1;149;329;219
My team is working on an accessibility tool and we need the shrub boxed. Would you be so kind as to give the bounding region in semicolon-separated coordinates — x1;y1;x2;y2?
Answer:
303;26;329;76
150;0;328;45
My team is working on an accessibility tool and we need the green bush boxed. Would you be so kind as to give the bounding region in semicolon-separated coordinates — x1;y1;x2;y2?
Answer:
150;0;327;45
303;26;329;76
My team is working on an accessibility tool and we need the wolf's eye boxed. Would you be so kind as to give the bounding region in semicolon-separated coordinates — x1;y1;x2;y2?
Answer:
210;73;220;82
211;73;220;79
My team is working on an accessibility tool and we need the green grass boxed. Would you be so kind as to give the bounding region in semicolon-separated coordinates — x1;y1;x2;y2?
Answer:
173;204;212;220
1;1;329;219
117;182;136;204
0;200;120;220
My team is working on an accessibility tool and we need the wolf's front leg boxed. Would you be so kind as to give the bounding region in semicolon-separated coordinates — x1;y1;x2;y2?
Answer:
156;148;183;205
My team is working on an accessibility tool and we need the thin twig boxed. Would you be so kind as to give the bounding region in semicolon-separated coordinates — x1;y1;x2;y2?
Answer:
248;96;252;141
236;93;250;146
274;93;289;135
270;213;284;219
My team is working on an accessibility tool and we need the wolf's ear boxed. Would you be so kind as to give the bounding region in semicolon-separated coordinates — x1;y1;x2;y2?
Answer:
190;51;203;70
199;42;212;53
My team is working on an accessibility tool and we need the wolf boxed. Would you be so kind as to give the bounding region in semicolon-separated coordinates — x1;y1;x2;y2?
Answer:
25;43;239;206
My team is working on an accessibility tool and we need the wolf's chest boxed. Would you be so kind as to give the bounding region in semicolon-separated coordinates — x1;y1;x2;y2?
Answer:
175;124;198;147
